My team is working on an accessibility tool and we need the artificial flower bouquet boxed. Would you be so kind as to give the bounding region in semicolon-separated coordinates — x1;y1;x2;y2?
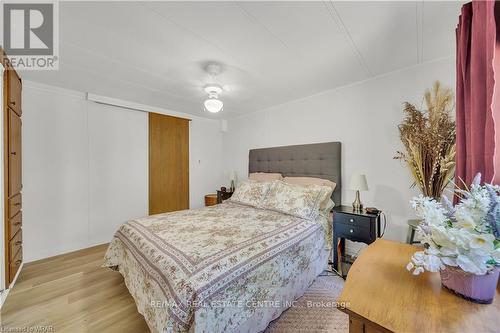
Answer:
406;173;500;303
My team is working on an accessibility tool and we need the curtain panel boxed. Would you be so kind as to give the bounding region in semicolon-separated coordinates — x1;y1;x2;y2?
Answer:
455;1;497;187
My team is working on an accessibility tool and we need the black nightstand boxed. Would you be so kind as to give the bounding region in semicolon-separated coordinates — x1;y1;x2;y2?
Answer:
332;205;381;275
217;190;233;204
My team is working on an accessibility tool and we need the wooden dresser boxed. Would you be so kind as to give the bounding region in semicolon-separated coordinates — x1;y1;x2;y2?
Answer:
338;239;500;333
2;51;23;285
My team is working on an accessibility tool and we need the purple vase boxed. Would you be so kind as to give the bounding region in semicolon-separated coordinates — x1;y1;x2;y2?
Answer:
440;266;499;304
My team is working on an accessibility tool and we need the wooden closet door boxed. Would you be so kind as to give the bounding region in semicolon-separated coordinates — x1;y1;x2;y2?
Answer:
4;63;23;285
8;109;21;196
149;113;189;214
8;70;21;116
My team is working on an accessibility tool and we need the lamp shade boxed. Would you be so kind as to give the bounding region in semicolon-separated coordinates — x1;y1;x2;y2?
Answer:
349;174;368;191
204;98;223;113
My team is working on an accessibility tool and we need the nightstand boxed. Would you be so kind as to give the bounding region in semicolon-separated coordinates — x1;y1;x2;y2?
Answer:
204;194;218;207
332;205;381;275
217;190;233;204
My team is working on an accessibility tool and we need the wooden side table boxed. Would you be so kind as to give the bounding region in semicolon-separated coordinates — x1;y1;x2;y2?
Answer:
338;239;500;332
204;194;218;207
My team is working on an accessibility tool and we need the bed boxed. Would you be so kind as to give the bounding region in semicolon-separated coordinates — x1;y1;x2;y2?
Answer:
103;142;341;333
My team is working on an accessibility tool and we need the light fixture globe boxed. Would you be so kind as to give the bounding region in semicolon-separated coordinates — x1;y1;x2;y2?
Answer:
203;83;224;113
204;98;223;113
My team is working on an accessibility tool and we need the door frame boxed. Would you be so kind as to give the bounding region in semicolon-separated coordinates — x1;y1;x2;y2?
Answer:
0;62;5;292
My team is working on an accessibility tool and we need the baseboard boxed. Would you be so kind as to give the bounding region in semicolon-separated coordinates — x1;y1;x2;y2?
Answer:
25;242;109;266
0;262;24;308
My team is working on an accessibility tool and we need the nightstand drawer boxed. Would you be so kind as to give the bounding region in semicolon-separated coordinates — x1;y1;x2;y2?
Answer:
334;213;371;228
335;222;371;242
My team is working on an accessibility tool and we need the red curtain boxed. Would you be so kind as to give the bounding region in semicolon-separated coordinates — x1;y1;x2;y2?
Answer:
455;1;497;186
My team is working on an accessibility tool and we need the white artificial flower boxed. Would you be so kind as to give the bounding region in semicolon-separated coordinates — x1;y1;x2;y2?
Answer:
441;256;458;267
411;196;447;226
425;254;444;272
413;267;425;275
406;262;414;271
408;183;500;276
492;248;500;263
439;247;459;267
447;227;472;251
469;233;495;253
454;209;477;230
456;253;488;275
430;225;456;248
455;186;490;228
410;251;426;267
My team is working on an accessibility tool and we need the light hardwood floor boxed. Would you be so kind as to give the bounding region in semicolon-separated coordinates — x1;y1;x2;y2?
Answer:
1;244;150;332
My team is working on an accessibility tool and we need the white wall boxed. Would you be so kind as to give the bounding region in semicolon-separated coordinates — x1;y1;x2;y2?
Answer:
222;57;455;245
23;82;225;262
190;119;227;207
23;84;91;261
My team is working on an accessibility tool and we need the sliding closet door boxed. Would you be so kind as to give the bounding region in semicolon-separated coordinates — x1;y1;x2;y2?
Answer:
149;113;189;214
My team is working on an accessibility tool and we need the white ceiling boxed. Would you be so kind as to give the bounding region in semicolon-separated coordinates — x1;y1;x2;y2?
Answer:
21;1;465;119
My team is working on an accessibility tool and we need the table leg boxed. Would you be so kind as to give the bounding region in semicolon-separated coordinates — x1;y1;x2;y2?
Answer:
406;226;414;244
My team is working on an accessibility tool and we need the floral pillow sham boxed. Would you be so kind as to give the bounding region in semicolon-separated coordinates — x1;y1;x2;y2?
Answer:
229;180;271;207
261;181;333;220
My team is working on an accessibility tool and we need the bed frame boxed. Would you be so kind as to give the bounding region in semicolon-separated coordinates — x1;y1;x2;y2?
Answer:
249;142;342;204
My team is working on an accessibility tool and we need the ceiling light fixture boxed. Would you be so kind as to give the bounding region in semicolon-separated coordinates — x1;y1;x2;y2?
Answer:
204;84;223;113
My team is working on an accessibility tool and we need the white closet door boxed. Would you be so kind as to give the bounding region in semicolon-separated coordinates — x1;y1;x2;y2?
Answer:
88;103;148;245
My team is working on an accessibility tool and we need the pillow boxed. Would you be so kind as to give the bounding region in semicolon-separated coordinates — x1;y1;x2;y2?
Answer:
321;199;335;215
261;180;332;220
249;172;283;182
229;180;271;207
283;176;336;192
283;177;336;210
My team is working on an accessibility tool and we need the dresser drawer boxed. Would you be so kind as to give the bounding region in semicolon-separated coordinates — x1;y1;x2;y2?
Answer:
335;222;371;242
9;246;22;282
9;211;22;240
334;213;372;228
9;229;22;258
9;194;22;218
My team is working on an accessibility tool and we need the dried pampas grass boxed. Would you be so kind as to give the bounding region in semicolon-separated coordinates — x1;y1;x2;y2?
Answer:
395;81;456;199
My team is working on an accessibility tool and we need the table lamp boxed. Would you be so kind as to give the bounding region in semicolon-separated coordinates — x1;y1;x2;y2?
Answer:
349;174;368;211
229;171;236;192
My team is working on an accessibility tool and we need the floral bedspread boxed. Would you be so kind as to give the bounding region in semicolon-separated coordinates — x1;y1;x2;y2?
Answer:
103;202;329;333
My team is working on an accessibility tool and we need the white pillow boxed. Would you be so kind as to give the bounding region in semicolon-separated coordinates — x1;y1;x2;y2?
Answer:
261;181;332;220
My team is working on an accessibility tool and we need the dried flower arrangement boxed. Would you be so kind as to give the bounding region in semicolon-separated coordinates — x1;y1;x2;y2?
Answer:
395;81;456;199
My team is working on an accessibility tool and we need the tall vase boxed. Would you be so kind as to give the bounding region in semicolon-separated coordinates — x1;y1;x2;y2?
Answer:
440;266;499;304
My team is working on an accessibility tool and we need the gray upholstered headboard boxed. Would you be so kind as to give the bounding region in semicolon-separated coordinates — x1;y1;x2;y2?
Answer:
249;142;341;204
